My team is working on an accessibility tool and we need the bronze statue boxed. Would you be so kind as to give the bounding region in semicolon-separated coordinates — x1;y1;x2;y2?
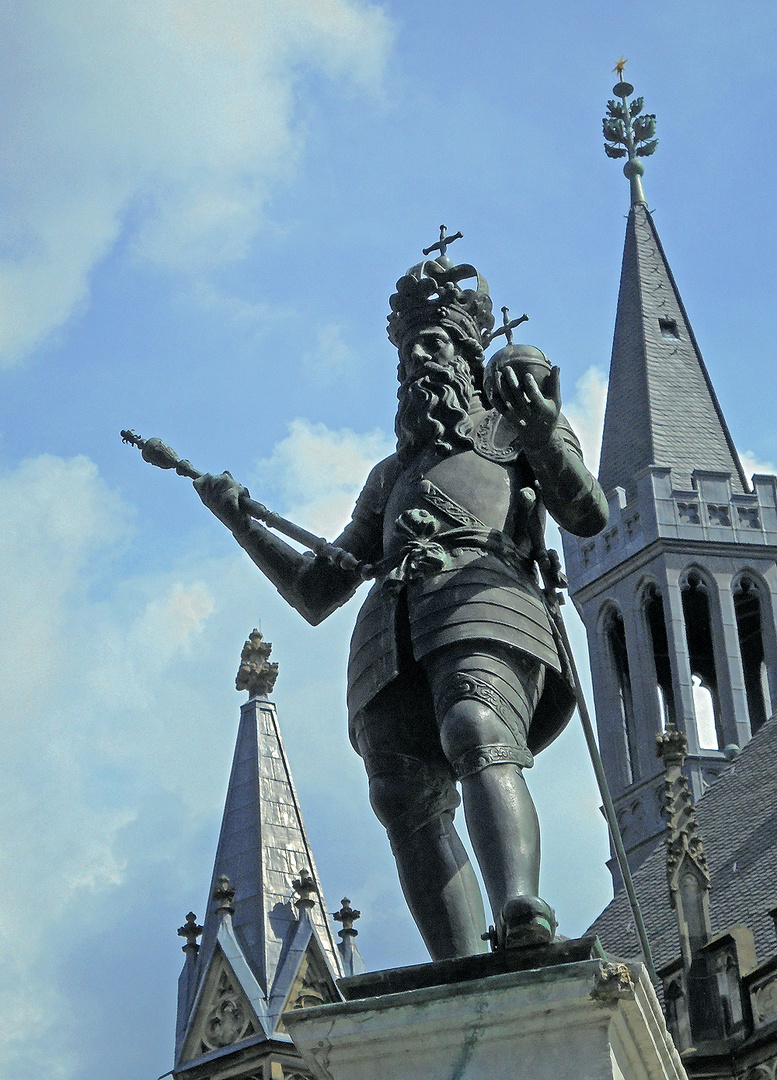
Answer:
193;234;608;959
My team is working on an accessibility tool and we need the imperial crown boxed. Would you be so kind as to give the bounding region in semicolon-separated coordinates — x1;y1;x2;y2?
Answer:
387;227;495;363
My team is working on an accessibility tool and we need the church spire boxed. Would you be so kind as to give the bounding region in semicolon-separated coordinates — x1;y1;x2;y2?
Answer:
561;70;777;888
597;68;747;497
172;631;354;1078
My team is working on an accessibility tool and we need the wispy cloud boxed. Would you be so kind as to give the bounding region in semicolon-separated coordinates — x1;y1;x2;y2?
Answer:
253;417;394;538
0;420;396;1076
562;365;608;475
738;448;777;482
303;324;360;384
0;0;394;366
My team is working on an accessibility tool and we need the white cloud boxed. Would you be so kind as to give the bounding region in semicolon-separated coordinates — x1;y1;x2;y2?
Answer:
562;365;608;475
253;417;394;537
0;0;394;365
738;448;777;482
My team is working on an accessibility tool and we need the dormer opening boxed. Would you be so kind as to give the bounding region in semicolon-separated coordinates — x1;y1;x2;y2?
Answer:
659;317;680;339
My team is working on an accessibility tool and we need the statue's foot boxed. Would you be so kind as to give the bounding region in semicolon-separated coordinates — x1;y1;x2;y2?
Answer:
497;895;557;950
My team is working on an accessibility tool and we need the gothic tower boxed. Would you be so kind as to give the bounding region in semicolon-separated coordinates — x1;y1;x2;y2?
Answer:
171;631;363;1080
562;72;777;885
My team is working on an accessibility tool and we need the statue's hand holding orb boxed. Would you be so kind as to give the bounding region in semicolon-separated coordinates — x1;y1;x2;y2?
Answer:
484;344;561;450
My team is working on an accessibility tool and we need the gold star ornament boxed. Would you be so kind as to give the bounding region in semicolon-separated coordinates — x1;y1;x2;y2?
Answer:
613;57;628;77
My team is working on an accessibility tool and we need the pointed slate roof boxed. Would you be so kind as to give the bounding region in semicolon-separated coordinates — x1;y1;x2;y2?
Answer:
174;692;345;1068
598;203;747;497
200;696;341;991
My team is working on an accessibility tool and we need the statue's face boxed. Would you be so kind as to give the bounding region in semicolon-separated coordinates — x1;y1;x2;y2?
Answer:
400;326;457;381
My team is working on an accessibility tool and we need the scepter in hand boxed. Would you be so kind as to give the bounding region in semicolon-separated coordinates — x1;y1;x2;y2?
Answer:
120;429;366;576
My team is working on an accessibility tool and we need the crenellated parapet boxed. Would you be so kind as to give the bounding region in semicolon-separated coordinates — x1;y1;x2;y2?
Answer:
564;467;777;596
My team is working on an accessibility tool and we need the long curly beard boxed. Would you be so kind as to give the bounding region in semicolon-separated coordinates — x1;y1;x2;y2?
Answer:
395;356;476;465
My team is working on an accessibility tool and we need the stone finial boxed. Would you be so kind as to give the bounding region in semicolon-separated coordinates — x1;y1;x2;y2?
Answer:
292;867;317;911
213;873;236;916
235;629;279;698
656;724;688;769
333;897;361;937
177;911;204;953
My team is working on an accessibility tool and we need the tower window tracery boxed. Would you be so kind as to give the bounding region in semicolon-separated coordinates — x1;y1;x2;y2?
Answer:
604;608;639;782
681;573;722;750
643;583;676;731
733;575;772;734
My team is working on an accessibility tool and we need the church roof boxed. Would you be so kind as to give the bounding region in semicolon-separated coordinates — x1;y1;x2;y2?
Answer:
587;716;777;972
597;202;748;498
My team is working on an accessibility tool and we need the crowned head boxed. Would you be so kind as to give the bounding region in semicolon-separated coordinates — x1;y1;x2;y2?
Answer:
387;255;495;388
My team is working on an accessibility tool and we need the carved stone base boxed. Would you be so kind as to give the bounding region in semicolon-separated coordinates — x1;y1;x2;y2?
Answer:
283;939;687;1080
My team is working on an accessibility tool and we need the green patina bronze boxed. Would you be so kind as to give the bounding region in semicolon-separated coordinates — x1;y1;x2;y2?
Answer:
602;61;658;206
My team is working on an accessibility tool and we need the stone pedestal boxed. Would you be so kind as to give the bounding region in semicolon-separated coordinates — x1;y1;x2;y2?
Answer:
283;938;687;1080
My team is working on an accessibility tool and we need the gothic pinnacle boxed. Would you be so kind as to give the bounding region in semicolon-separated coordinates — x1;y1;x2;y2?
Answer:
603;60;658;206
333;897;361;937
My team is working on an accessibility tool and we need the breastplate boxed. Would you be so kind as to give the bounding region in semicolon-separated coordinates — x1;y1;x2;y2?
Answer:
383;448;523;559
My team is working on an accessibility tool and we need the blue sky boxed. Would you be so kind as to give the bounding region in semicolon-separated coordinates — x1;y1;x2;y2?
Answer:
2;2;777;1077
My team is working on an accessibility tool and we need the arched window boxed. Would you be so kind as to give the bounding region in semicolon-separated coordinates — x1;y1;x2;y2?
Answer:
681;572;722;750
644;583;676;731
733;576;772;735
604;608;638;782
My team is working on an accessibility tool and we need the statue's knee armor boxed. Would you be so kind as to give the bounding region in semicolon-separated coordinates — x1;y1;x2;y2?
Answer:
451;741;533;780
425;647;546;771
438;697;513;764
365;752;459;842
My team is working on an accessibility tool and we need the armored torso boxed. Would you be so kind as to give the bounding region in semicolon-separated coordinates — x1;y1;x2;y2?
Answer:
382;444;534;561
345;406;576;751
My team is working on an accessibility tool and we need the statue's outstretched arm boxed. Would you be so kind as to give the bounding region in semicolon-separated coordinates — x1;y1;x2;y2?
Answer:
194;472;381;625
